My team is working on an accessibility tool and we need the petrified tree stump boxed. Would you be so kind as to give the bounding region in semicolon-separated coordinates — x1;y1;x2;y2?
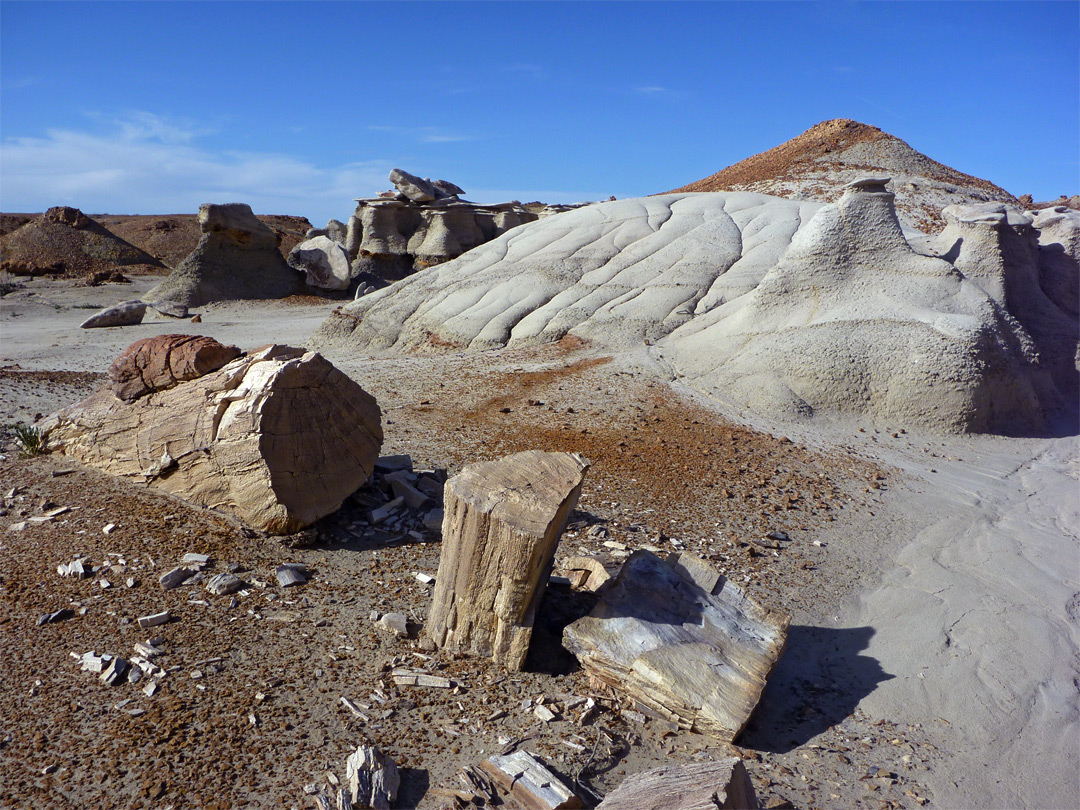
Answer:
564;550;789;742
595;758;758;810
425;450;589;670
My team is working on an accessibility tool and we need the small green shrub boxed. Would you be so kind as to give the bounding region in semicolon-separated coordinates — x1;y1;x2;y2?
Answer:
12;424;47;456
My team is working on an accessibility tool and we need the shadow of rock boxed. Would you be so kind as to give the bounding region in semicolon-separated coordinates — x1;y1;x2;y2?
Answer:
396;767;430;809
525;581;598;675
739;625;893;753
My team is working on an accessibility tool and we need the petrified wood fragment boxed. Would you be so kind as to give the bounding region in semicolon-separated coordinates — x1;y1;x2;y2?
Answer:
108;334;241;401
563;550;788;742
425;451;589;670
41;345;382;534
595;758;758;810
478;750;583;810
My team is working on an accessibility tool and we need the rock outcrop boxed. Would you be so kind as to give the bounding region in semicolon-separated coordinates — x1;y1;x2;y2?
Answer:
145;203;305;307
343;170;542;283
314;184;1075;434
667;118;1018;233
664;181;1065;433
564;551;789;743
40;343;382;534
0;206;165;278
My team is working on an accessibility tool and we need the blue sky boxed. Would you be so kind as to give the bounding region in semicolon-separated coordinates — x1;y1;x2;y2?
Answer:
2;1;1077;226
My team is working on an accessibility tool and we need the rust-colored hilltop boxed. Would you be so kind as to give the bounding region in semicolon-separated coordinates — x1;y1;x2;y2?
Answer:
667;119;1018;232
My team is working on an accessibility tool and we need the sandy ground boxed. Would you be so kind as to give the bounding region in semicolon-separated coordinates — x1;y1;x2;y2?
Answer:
1;276;1077;810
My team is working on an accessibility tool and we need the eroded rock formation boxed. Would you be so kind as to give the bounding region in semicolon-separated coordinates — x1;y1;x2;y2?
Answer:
145;203;304;307
40;343;382;534
0;206;165;278
314;181;1077;434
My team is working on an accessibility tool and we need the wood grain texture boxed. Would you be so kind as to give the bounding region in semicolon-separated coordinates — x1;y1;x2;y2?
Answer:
425;451;589;670
563;550;788;742
41;345;382;534
595;758;758;810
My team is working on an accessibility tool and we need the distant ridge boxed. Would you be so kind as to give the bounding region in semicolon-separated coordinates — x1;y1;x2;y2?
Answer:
666;119;1018;232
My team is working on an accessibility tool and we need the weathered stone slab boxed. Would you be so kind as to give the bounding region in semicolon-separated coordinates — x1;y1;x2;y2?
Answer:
563;550;788;742
595;758;759;810
424;451;589;670
40;345;382;535
80;300;147;329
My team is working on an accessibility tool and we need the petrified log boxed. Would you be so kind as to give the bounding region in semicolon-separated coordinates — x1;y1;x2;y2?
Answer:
40;344;382;534
108;334;241;402
425;450;589;670
563;550;788;742
478;750;582;810
595;758;758;810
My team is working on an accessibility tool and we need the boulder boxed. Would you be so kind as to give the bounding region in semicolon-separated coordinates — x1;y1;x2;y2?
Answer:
595;759;759;810
325;219;348;245
80;300;147;329
144;203;304;307
288;236;352;290
563;550;789;743
107;334;242;402
39;344;382;534
432;179;466;198
425;451;589;670
389;168;437;203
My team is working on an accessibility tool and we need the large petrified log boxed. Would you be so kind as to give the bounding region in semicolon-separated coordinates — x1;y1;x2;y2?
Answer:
595;758;758;810
424;451;589;670
563;550;788;742
40;343;382;534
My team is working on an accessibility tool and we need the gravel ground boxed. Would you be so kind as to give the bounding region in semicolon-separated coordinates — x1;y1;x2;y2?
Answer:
0;292;949;809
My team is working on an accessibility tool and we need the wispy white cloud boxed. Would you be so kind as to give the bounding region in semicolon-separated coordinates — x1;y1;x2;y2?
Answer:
2;76;39;91
0;112;391;224
368;124;480;144
629;84;688;101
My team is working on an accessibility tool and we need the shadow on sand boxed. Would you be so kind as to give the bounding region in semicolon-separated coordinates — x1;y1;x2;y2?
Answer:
740;624;893;754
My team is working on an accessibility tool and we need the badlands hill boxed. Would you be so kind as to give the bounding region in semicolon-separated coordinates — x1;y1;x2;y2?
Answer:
314;182;1079;435
667;119;1018;233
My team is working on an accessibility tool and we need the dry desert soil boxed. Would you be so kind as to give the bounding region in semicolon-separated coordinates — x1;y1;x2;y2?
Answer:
0;275;1076;810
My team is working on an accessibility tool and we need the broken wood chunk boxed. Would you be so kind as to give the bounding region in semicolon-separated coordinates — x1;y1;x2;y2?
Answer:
100;657;129;686
595;758;759;810
563;550;788;743
391;668;455;689
425;451;589;670
206;572;244;595
159;567;196;590
478;750;583;810
138;611;172;628
37;608;75;626
345;744;399;810
275;563;309;587
562;553;619;591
